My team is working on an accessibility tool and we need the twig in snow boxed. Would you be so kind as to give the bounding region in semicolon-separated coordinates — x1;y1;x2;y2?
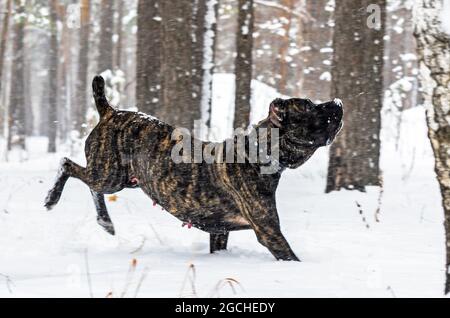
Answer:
130;236;147;254
179;263;197;298
120;258;138;298
208;278;245;298
0;273;14;294
420;205;426;223
375;176;384;223
2;181;26;214
402;146;416;182
133;266;150;298
84;248;94;298
149;223;165;246
387;285;396;298
356;201;370;229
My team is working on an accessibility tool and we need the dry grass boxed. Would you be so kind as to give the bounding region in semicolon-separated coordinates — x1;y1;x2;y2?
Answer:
120;258;138;298
0;273;14;294
84;248;94;298
208;278;245;297
179;263;197;297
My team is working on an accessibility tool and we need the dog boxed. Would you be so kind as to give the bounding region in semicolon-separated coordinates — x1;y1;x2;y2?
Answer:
45;76;343;261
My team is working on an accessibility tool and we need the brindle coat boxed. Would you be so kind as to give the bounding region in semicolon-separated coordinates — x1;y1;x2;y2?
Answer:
45;76;343;261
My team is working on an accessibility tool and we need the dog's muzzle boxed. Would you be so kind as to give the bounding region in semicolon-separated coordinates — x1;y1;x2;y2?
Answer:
322;99;344;145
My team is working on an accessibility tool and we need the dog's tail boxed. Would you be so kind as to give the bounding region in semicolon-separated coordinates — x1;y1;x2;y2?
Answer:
92;76;113;117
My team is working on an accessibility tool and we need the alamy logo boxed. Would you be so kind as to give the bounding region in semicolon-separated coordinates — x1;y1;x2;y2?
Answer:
367;4;382;30
170;126;281;175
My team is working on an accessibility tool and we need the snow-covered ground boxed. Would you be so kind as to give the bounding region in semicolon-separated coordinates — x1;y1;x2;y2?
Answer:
0;78;445;297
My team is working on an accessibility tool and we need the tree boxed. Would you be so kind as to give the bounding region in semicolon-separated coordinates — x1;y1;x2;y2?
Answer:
114;0;123;70
414;0;450;294
135;0;161;116
97;0;113;73
326;0;386;192
160;0;200;130
74;0;90;135
299;0;333;101
201;0;219;139
7;0;26;151
233;0;254;130
47;0;58;153
0;0;12;100
277;0;295;95
192;0;207;137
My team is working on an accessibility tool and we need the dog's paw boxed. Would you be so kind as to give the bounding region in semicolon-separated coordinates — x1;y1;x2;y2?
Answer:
44;189;60;211
97;216;115;236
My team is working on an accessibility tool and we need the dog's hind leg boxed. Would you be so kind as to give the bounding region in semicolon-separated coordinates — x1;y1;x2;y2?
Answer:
209;232;229;254
90;191;115;235
45;157;116;235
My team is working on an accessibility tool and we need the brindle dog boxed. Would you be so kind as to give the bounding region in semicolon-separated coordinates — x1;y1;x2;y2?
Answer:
45;76;343;261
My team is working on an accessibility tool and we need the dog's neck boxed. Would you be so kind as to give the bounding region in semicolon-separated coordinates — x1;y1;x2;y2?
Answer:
249;117;319;173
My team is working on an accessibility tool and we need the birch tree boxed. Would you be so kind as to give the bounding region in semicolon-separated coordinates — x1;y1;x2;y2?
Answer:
47;0;58;152
414;0;450;294
201;0;219;139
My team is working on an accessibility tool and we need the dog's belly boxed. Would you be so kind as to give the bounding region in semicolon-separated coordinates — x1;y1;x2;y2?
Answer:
132;160;252;232
143;181;251;232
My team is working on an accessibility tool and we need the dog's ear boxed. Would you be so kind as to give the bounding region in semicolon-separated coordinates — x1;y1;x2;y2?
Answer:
269;98;285;128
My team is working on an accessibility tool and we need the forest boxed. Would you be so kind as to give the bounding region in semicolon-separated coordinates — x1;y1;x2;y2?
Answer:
0;0;450;298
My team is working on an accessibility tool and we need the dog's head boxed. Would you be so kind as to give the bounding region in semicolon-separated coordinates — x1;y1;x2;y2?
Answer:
268;97;343;169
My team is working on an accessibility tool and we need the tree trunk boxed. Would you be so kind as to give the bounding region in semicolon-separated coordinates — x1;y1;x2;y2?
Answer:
97;0;114;73
57;5;69;143
75;0;90;135
233;0;254;130
47;0;58;153
0;0;12;98
192;0;207;137
277;0;294;96
135;0;162;116
414;0;450;294
326;0;386;192
160;0;200;130
299;0;333;101
7;0;26;151
114;0;123;71
202;0;219;139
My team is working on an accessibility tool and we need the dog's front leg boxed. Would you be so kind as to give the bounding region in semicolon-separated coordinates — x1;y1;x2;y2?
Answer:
249;211;300;261
254;226;299;261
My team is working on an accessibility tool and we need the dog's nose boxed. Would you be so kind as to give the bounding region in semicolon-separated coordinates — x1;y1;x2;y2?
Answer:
333;98;343;107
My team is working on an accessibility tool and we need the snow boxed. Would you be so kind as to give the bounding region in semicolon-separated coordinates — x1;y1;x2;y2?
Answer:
0;77;446;297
